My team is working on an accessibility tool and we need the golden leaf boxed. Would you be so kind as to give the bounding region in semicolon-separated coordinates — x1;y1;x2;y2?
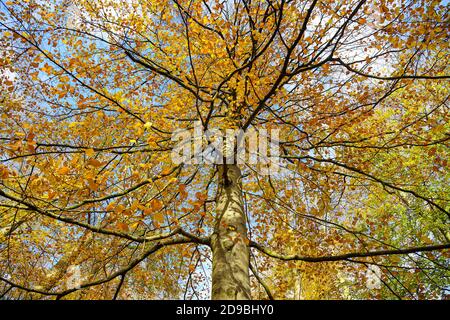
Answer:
57;166;70;175
85;148;95;157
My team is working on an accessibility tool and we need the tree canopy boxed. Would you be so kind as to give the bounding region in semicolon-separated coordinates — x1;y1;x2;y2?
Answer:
0;0;449;299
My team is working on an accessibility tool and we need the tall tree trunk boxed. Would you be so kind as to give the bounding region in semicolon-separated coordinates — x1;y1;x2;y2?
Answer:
211;164;251;299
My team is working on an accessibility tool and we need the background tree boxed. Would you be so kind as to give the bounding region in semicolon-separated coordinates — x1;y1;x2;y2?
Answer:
0;0;449;299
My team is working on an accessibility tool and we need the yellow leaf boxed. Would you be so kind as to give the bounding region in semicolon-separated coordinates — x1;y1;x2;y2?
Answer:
150;199;163;211
130;222;140;229
85;148;95;157
68;121;81;128
144;122;152;129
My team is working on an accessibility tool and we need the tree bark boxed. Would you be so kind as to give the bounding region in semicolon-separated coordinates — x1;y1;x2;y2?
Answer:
211;164;251;299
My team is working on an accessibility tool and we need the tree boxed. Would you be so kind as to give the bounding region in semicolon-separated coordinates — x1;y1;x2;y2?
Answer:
0;0;449;300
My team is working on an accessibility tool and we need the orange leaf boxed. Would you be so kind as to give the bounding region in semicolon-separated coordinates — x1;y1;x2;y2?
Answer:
87;158;102;167
161;168;172;175
106;202;116;211
195;192;207;202
150;199;163;211
87;178;99;191
117;222;129;232
153;212;165;224
179;184;188;199
143;207;152;216
57;166;70;175
114;204;125;214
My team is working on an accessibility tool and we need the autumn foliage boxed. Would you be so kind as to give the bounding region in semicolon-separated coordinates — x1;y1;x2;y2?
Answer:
0;0;449;299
